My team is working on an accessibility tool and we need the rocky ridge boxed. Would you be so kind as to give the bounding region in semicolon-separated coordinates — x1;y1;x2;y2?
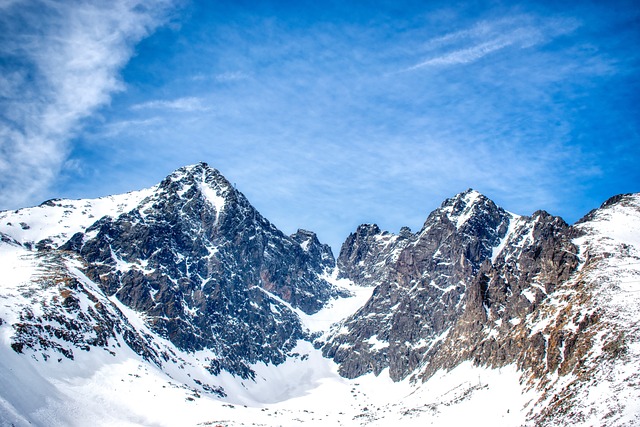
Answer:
2;163;342;381
322;189;514;380
0;164;638;426
322;191;640;425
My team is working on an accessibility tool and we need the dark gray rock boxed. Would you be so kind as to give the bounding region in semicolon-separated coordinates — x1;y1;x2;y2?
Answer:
60;162;340;378
414;209;580;381
323;189;513;380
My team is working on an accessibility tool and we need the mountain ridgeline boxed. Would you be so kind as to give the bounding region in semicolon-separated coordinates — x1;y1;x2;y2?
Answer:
1;162;638;426
5;163;341;379
322;191;580;383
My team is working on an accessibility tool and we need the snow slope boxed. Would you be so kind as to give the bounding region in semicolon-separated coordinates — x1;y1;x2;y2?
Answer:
0;187;156;248
0;239;535;427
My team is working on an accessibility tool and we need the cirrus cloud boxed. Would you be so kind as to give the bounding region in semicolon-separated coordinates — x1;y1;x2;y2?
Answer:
405;15;580;70
0;0;177;209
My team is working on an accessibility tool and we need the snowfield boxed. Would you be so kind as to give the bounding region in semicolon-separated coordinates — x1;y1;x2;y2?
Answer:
0;242;533;427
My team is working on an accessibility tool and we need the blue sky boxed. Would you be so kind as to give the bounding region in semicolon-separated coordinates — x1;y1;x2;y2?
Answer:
1;0;639;251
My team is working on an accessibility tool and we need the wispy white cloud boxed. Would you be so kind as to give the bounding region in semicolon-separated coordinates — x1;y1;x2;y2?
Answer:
0;0;176;209
48;3;638;251
408;37;514;68
214;71;250;82
97;117;165;139
405;15;580;71
131;96;210;112
190;70;249;83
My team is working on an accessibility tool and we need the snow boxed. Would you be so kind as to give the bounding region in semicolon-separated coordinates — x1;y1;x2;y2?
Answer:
3;317;530;423
0;239;534;426
0;186;156;248
0;240;536;426
256;269;374;335
0;337;532;427
427;279;459;293
300;237;311;251
198;181;226;223
0;245;43;326
305;271;375;333
365;335;389;351
521;289;535;303
519;193;640;426
492;213;520;262
3;182;640;426
455;190;482;228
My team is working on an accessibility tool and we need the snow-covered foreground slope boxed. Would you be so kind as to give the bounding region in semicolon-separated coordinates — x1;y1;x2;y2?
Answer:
526;194;640;426
0;346;532;427
0;241;532;427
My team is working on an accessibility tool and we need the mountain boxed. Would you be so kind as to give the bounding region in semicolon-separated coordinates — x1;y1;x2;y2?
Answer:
0;163;343;384
0;165;638;426
323;191;640;425
322;190;515;380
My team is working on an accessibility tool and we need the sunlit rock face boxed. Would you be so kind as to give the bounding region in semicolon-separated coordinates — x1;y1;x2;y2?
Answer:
57;163;341;378
324;189;517;380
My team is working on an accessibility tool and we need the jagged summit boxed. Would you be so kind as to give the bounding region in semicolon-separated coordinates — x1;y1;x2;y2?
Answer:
162;162;233;200
443;187;482;203
290;229;335;271
0;162;237;251
5;163;343;381
140;162;240;226
325;189;516;380
439;188;484;211
423;188;511;232
167;161;220;178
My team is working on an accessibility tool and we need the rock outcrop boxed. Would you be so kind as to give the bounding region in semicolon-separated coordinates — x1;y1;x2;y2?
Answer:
54;163;340;378
322;189;514;380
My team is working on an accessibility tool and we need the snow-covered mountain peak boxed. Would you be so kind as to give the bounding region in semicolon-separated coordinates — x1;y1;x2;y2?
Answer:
443;188;483;207
0;163;240;251
1;163;638;427
153;162;234;217
437;188;494;228
164;162;231;192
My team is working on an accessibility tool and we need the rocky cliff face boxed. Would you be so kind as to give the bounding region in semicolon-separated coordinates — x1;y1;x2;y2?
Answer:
7;163;341;380
412;209;581;380
322;189;515;380
324;191;640;425
323;191;589;384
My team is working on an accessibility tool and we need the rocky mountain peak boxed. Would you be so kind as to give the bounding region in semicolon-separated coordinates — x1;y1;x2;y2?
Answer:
290;229;335;271
161;162;232;197
324;189;519;380
144;162;236;224
290;228;320;247
336;223;402;287
423;188;503;232
0;169;638;426
442;187;482;207
53;164;343;378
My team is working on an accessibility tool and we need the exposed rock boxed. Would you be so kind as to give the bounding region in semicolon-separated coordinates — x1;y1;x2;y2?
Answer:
58;163;340;378
323;189;513;380
2;163;638;426
414;209;580;381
